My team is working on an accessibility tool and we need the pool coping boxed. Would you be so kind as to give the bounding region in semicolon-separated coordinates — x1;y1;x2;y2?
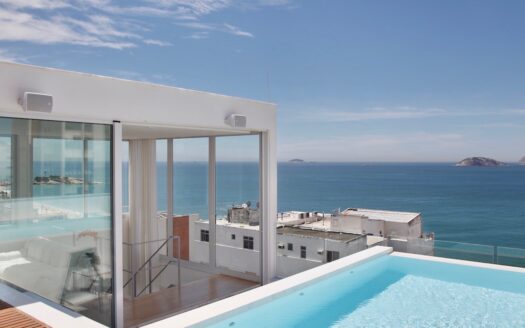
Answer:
391;251;525;273
144;246;393;328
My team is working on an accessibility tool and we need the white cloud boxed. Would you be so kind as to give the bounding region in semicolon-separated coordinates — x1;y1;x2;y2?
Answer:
223;23;253;37
150;0;232;16
307;107;448;122
177;21;216;30
301;106;525;123
184;31;210;39
179;21;253;38
258;0;292;5
0;0;71;9
461;122;525;129
0;0;292;50
278;132;466;162
143;39;172;46
506;109;525;115
0;7;137;49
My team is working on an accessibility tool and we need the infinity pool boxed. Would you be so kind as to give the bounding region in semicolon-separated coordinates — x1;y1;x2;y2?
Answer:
205;253;525;328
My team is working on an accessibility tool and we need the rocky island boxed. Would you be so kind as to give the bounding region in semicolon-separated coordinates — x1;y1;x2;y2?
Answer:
519;156;525;165
456;157;505;167
289;159;305;163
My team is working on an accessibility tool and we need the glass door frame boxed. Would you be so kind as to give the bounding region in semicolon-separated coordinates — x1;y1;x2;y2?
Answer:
165;133;265;282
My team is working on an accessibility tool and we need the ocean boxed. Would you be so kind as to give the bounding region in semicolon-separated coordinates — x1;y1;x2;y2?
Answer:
24;162;525;249
277;163;525;249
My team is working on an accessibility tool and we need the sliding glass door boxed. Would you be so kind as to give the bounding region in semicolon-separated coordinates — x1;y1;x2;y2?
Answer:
0;117;113;326
215;134;262;281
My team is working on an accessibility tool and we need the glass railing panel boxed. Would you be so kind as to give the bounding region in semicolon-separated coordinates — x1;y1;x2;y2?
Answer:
496;246;525;268
432;240;495;264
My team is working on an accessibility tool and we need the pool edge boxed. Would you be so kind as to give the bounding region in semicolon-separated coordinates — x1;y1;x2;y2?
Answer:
143;246;393;328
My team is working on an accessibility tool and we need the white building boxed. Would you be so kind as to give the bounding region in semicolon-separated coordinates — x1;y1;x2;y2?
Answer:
300;208;423;240
190;217;261;279
0;62;277;328
189;211;368;278
276;226;367;277
277;211;325;226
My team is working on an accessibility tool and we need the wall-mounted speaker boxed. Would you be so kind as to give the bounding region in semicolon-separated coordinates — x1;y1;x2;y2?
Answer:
225;114;247;128
19;92;53;113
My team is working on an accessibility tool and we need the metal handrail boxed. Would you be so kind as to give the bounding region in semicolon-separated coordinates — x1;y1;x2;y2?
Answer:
136;258;174;297
123;237;174;246
123;235;181;298
136;237;181;297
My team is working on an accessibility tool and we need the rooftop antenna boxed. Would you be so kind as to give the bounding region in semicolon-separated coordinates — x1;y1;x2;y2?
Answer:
266;70;271;102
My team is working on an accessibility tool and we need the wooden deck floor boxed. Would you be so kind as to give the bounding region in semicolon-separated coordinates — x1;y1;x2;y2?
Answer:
0;300;50;328
124;274;258;327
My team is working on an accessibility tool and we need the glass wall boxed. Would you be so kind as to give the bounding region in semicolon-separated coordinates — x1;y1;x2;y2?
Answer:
173;138;209;265
216;135;261;280
0;117;113;326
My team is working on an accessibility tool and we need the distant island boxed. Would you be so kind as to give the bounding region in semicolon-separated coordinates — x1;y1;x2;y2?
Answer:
519;156;525;165
456;157;505;167
289;159;305;163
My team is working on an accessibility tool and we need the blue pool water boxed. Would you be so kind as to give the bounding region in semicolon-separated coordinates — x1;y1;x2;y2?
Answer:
206;255;525;328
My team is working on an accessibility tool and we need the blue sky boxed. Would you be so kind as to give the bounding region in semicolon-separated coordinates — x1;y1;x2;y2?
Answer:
1;0;524;162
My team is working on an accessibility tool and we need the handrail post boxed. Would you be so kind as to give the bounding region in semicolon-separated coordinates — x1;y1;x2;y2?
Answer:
177;236;181;294
149;259;153;294
132;244;136;297
124;235;179;297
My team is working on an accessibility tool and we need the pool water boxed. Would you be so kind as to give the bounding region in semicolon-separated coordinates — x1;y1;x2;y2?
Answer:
205;255;525;328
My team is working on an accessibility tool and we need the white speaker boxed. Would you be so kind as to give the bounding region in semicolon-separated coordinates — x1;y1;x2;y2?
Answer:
19;92;53;113
225;114;247;128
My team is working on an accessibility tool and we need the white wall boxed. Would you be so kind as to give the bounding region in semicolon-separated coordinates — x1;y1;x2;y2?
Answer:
0;62;277;132
408;216;423;238
276;256;319;277
190;221;261;276
330;214;363;234
363;219;385;236
276;232;367;277
329;214;420;239
190;221;368;279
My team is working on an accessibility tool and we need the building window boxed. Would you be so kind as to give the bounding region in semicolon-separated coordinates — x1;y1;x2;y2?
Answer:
200;229;209;242
243;236;254;250
231;234;236;240
287;243;293;251
300;246;306;259
327;250;340;262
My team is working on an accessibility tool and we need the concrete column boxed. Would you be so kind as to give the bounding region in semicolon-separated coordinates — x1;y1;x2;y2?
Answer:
261;129;277;283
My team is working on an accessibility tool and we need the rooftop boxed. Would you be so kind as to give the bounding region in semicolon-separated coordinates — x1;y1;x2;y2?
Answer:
195;218;260;231
277;226;363;242
341;208;421;223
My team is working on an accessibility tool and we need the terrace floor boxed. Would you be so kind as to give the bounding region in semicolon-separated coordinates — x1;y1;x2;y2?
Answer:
124;274;258;327
0;299;49;328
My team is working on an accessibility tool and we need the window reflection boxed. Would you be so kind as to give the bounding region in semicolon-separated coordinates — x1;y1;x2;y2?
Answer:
0;117;113;326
